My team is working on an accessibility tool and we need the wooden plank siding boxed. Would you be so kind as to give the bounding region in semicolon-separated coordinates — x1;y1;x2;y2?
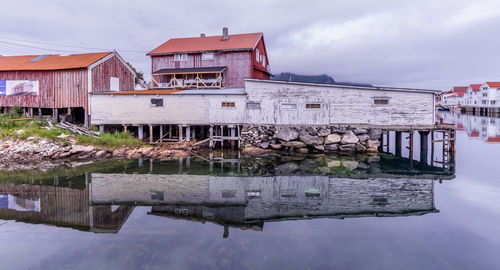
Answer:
151;51;252;88
250;37;270;80
91;55;135;92
54;69;88;108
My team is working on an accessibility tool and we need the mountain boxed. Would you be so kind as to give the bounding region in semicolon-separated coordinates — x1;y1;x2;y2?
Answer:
271;72;372;87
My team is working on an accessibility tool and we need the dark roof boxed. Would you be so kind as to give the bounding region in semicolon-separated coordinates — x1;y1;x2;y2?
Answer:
153;66;227;74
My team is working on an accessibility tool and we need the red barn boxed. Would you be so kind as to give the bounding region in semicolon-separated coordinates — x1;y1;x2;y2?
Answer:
0;52;135;125
147;28;271;89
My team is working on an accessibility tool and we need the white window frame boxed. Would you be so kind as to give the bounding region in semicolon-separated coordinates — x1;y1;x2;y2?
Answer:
247;101;261;110
281;103;297;110
202;52;214;60
110;77;119;91
256;49;260;62
174;54;188;61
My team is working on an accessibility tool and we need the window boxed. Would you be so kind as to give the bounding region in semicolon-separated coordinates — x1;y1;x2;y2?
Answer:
110;77;119;91
373;98;389;105
202;52;214;60
150;98;163;107
482;100;487;105
483;93;488;97
281;103;297;110
150;191;164;201
491;101;496;105
256;49;260;62
247;101;261;109
221;101;235;108
262;55;266;67
306;103;321;109
174;54;187;61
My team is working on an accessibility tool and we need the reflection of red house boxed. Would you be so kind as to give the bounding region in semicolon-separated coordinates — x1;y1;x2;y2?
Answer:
469;131;480;137
456;123;464;130
486;137;500;143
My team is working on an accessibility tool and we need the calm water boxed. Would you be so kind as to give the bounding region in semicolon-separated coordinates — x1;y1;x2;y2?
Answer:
1;112;499;270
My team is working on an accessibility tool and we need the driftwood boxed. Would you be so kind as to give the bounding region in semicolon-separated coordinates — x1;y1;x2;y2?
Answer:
56;121;100;137
5;118;34;122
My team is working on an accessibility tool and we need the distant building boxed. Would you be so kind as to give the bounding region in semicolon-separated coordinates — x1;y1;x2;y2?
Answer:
147;27;271;89
0;52;135;126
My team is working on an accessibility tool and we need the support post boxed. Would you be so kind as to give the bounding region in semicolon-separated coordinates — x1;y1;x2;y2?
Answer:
395;131;402;157
38;107;42;117
186;125;191;142
123;125;128;132
209;125;214;148
99;125;105;133
419;131;430;164
179;125;183;142
149;125;153;143
408;131;414;166
230;127;236;148
169;124;172;139
138;126;144;139
160;125;163;143
431;131;435;167
28;107;33;117
52;108;58;123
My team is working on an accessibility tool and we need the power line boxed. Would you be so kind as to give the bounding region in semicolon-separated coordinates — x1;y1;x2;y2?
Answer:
0;36;148;54
0;40;76;53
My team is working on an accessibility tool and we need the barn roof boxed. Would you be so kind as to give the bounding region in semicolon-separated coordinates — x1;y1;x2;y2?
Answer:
147;33;263;55
0;52;112;71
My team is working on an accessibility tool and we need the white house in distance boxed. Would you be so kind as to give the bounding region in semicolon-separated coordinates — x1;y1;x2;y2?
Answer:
444;82;500;115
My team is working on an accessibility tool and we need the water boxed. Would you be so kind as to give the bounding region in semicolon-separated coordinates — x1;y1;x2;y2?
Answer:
1;113;499;270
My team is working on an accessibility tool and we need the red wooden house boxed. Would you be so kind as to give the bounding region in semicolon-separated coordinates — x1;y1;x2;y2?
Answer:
0;52;135;125
147;28;271;89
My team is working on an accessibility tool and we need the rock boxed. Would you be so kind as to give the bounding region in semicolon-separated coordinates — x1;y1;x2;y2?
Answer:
353;128;368;135
366;147;379;153
275;127;299;142
275;162;299;174
366;140;381;148
281;141;307;148
260;141;270;149
331;126;347;134
341;130;359;144
317;128;331;137
357;134;370;142
299;134;323;146
70;145;95;154
314;145;325;151
295;147;309;154
94;150;107;159
112;148;128;157
324;144;339;151
242;146;275;156
368;128;383;140
342;160;359;170
58;151;73;159
355;143;366;152
27;136;37;141
327;160;341;167
77;153;92;160
339;144;356;152
269;143;282;150
324;133;341;145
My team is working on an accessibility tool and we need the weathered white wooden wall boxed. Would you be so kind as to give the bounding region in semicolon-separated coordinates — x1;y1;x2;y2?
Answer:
245;80;436;126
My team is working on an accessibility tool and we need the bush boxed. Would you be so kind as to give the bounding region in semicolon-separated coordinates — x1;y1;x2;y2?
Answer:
76;131;140;149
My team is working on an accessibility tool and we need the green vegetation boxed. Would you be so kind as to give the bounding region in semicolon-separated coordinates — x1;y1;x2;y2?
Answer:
1;110;140;148
76;131;141;148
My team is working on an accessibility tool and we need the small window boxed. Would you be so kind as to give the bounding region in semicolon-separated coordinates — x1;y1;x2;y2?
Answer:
110;77;119;91
247;102;261;109
202;52;214;60
150;191;164;201
373;99;389;105
221;101;235;108
256;49;260;62
281;103;297;110
151;98;163;107
174;54;187;61
306;103;321;109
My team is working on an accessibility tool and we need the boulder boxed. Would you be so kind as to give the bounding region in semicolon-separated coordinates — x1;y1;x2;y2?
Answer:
324;133;341;145
314;145;325;151
355;143;366;152
94;150;107;159
341;130;359;144
324;144;339;151
299;134;323;146
70;145;95;154
339;144;356;152
353;128;368;135
269;143;282;150
327;160;341;167
368;128;383;140
317;128;331;137
342;160;359;170
365;147;379;153
281;141;307;148
357;134;370;142
112;148;128;157
275;127;299;142
260;141;270;149
366;140;381;148
295;147;309;154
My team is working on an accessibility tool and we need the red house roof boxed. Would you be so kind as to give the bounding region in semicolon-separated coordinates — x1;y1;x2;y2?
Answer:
470;84;482;91
453;86;468;93
485;82;500;88
0;52;112;71
470;131;480;137
486;137;500;143
148;33;263;55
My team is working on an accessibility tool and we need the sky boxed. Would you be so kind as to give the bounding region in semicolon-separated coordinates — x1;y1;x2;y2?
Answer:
1;0;500;90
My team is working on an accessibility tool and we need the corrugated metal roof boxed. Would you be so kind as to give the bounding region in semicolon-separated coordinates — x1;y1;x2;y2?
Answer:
147;33;262;55
0;52;112;71
153;66;227;74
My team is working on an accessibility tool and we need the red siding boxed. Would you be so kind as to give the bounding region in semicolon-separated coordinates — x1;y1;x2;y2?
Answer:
251;37;270;80
54;69;88;108
151;51;252;88
91;55;135;92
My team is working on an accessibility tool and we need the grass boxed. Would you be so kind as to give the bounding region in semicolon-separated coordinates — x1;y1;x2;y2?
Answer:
1;110;140;148
76;131;141;149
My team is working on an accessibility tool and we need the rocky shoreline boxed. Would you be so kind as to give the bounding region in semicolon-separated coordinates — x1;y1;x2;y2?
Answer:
241;125;382;154
0;136;192;172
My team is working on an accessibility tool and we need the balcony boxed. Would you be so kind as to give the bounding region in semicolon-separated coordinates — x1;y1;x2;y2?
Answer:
151;66;227;89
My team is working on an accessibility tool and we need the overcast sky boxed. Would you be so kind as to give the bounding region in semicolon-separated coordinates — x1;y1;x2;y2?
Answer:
2;0;500;90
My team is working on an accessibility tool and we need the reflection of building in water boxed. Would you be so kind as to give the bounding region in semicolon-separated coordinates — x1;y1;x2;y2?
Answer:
439;112;500;142
91;173;436;236
0;184;133;233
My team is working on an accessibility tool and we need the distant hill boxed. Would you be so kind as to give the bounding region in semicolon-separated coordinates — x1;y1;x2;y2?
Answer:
271;72;372;87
